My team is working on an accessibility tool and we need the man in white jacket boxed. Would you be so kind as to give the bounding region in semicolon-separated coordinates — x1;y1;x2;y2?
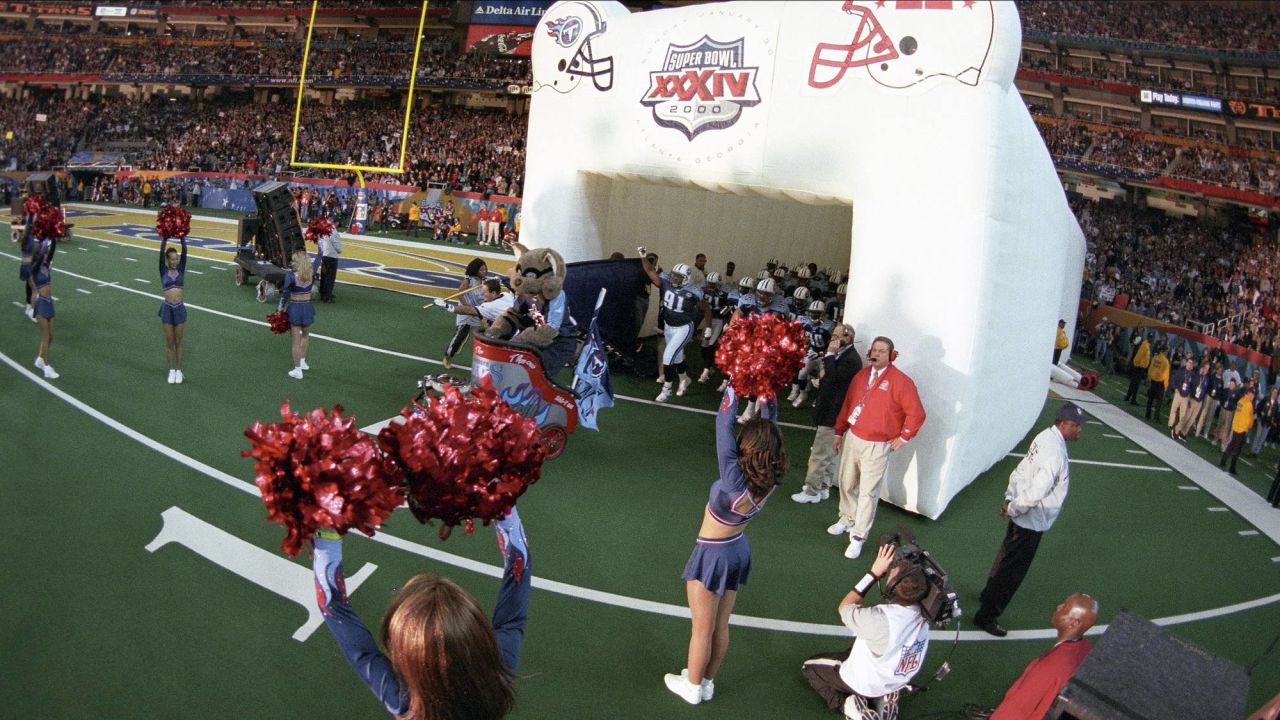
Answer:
974;402;1085;637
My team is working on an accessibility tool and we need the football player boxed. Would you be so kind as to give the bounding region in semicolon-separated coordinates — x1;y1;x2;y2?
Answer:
640;250;703;403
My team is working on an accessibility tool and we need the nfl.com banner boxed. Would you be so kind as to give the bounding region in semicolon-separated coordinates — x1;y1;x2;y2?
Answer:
470;0;546;26
465;24;534;56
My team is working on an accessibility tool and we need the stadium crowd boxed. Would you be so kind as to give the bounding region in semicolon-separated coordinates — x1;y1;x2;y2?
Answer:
1020;0;1280;53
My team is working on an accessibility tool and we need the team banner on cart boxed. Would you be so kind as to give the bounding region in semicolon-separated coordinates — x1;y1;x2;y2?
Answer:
470;0;546;26
465;23;535;56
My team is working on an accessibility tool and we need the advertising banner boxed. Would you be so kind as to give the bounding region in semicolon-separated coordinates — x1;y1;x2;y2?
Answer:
470;0;546;26
465;23;534;56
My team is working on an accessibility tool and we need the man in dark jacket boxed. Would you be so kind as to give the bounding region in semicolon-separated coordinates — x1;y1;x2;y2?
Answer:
793;324;863;504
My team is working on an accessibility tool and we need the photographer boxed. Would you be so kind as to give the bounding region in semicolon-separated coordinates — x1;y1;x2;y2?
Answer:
802;543;930;720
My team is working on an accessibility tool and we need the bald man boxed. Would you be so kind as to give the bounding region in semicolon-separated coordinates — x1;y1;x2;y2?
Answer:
989;593;1099;720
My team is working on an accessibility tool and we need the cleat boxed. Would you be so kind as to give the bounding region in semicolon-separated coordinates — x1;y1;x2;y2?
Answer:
676;374;692;397
717;379;729;392
442;355;452;370
655;384;673;403
787;385;799;402
792;390;808;408
698;368;711;384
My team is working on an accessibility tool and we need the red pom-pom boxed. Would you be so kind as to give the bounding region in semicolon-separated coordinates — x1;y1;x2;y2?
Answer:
31;205;65;241
378;381;545;540
304;216;334;245
23;196;46;217
267;310;292;334
156;204;192;240
243;402;405;557
714;313;808;400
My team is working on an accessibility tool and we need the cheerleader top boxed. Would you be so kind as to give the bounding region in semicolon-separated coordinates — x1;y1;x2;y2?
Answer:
159;236;187;290
707;386;777;527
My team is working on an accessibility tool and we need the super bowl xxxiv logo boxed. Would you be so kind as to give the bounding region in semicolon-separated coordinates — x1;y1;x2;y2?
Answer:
640;36;760;141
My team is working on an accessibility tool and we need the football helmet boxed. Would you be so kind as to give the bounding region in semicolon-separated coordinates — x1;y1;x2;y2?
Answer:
773;268;787;279
756;278;778;303
793;286;811;303
797;266;812;279
756;270;771;281
808;300;826;319
705;271;722;286
809;0;995;91
670;262;691;288
739;276;756;292
536;2;613;94
837;283;848;295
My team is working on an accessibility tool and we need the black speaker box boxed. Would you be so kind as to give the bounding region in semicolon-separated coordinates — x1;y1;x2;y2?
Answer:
24;171;60;205
252;181;293;211
1047;610;1248;720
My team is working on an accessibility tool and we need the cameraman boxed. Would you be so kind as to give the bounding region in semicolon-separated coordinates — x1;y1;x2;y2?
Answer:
802;543;930;720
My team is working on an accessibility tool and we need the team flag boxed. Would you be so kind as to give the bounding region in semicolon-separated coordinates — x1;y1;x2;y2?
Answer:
572;289;614;431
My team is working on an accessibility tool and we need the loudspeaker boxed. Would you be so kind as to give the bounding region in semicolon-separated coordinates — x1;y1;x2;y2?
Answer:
1047;610;1248;720
24;171;60;205
251;181;303;267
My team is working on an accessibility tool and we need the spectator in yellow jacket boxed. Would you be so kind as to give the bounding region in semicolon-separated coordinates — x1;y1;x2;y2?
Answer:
1145;345;1170;422
1124;330;1150;405
1219;387;1256;475
1053;319;1069;365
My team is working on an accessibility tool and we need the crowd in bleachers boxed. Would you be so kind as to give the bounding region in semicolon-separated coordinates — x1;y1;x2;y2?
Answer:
0;34;528;87
1020;0;1280;53
1075;195;1271;332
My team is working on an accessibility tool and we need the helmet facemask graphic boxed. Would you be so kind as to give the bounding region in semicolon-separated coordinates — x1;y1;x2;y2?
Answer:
809;2;899;89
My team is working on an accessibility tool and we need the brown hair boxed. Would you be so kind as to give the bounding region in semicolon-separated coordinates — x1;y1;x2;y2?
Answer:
381;574;516;720
888;560;928;605
737;419;788;500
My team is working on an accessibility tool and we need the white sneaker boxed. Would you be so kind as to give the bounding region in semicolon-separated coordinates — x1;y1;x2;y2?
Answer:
168;369;176;384
844;536;865;559
663;673;702;705
787;385;799;402
717;379;729;392
24;305;34;321
791;488;828;504
792;390;808;408
42;364;59;380
737;400;758;424
698;368;711;384
827;520;850;536
676;374;692;397
655;383;673;403
288;367;304;380
299;359;310;371
34;356;46;370
681;669;714;701
175;370;184;384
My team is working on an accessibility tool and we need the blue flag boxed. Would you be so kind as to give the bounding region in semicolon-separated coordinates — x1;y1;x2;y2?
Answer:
573;289;614;431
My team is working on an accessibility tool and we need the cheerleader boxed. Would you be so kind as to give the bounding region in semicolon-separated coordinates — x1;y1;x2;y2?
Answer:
280;249;320;379
664;385;786;705
159;234;188;384
30;231;58;379
313;508;530;720
442;258;487;370
18;218;36;322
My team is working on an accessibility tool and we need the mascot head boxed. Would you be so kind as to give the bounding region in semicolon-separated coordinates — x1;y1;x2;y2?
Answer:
509;245;566;300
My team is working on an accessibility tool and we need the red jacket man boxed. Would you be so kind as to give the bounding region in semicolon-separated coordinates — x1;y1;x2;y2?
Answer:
829;336;925;559
991;593;1097;719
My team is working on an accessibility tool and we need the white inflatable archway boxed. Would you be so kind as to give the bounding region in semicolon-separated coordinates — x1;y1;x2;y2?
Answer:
522;0;1085;519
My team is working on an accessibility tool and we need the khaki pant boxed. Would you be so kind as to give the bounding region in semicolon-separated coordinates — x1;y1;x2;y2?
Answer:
837;432;892;540
1176;398;1203;437
1195;398;1219;437
1169;393;1191;431
803;426;839;494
